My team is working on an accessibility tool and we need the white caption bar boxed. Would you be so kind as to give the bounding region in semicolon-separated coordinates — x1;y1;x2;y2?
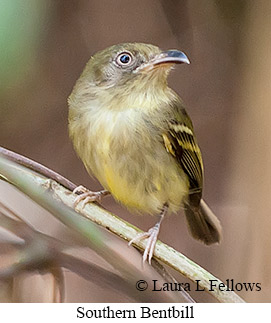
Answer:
1;303;270;322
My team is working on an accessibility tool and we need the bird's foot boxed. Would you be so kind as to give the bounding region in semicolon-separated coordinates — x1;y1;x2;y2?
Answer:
128;222;161;264
129;205;168;264
73;185;109;208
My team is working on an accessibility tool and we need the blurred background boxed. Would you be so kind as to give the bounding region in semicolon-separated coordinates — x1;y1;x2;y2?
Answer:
0;0;270;302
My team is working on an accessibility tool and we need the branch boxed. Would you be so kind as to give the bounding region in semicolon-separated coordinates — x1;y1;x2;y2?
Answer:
0;148;193;301
0;147;76;191
0;156;186;302
0;150;245;303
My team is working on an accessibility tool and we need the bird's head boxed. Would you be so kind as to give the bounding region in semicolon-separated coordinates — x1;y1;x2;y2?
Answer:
71;43;190;109
84;43;189;87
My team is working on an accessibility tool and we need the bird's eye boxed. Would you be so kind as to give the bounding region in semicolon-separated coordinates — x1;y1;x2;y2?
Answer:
116;52;133;66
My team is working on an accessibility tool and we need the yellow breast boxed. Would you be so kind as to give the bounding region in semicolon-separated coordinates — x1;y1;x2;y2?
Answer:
69;94;188;215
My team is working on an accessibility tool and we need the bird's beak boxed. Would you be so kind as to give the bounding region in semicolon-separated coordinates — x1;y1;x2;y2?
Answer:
138;50;190;72
152;50;190;66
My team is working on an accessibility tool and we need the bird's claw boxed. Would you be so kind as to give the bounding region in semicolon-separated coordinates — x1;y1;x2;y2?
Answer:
72;185;106;208
129;225;160;264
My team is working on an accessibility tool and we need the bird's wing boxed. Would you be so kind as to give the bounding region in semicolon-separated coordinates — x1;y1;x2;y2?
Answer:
162;104;203;206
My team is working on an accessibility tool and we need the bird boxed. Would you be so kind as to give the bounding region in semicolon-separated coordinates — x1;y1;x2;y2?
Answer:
68;42;222;263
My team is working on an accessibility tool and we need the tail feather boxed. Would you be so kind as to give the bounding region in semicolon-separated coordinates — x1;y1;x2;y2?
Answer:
184;199;222;245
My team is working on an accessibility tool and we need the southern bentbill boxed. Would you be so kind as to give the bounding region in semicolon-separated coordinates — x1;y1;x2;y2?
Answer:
68;43;222;263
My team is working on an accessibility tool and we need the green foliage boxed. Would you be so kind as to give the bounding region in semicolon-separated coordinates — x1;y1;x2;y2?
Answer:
0;0;50;91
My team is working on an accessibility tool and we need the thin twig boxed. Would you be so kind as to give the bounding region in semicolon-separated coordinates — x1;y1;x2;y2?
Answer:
0;201;29;223
0;210;143;301
50;267;65;303
0;147;76;191
0;211;35;241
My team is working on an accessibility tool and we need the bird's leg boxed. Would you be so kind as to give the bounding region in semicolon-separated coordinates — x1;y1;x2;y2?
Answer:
73;185;110;208
128;204;168;264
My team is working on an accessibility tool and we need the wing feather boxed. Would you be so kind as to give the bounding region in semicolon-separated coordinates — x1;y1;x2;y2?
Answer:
162;106;204;207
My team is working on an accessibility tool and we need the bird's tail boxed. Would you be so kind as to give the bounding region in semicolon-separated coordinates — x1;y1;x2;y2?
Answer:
184;199;222;245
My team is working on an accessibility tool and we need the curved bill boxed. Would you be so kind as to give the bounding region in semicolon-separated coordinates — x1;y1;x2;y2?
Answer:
152;50;190;66
137;49;190;72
